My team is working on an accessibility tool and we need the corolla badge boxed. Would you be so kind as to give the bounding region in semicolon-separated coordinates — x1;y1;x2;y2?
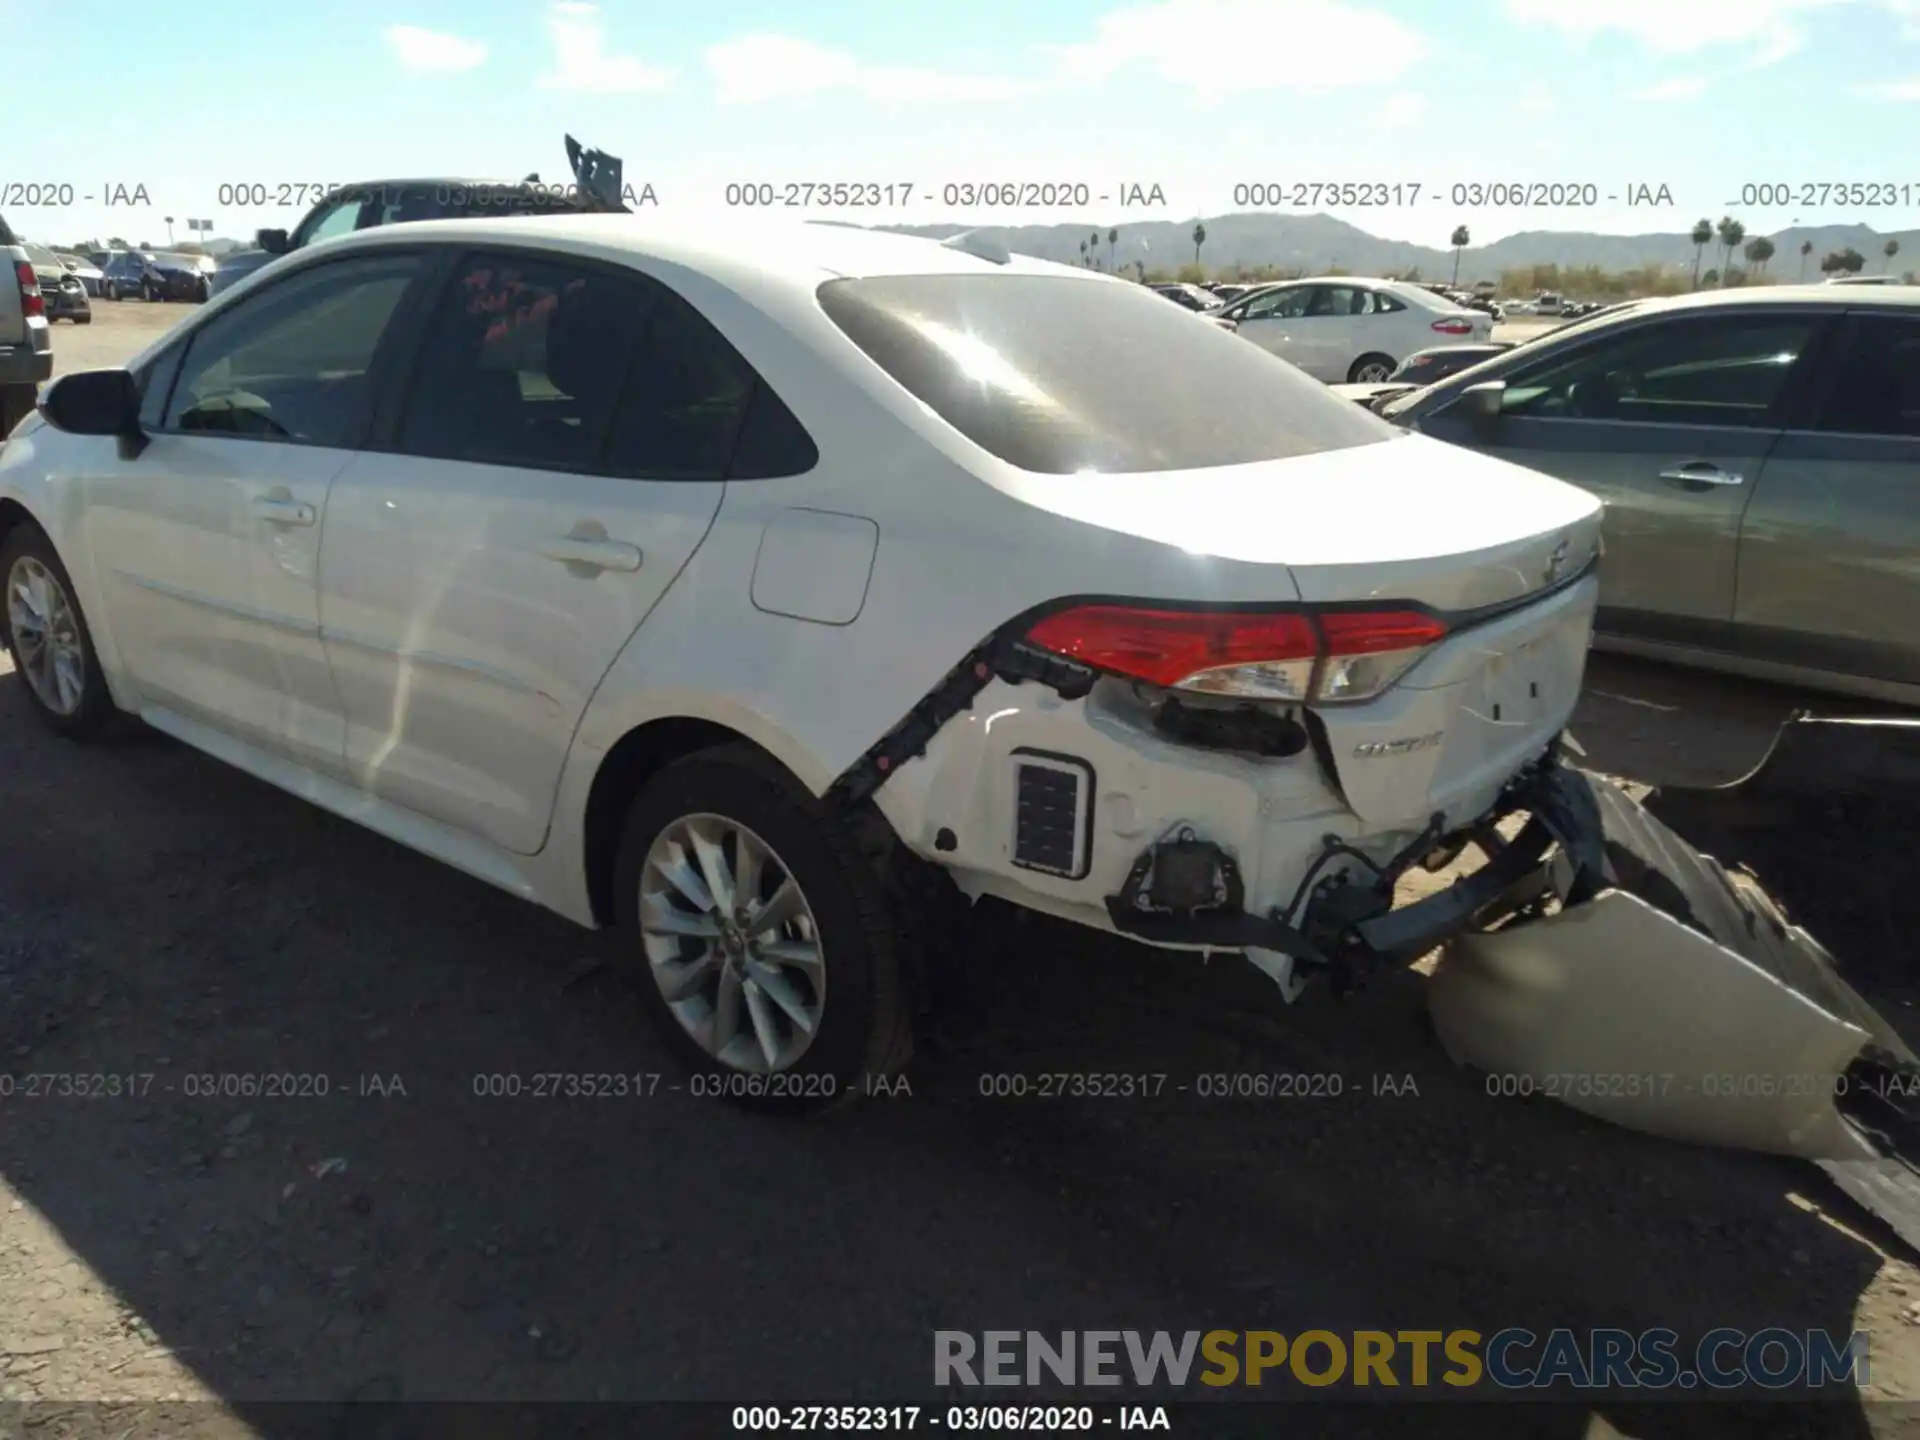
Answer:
1544;537;1570;585
1353;731;1445;759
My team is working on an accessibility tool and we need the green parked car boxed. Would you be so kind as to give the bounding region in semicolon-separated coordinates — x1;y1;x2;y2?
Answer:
1377;285;1920;706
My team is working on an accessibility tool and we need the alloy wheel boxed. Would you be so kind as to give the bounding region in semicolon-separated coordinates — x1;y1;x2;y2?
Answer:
1354;360;1395;383
637;813;826;1072
6;556;87;716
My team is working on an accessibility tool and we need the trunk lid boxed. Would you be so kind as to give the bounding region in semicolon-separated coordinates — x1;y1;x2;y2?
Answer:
1006;431;1602;613
1006;433;1604;836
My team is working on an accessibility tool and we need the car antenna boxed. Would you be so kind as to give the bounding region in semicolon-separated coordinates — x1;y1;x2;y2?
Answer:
564;135;630;213
940;229;1012;265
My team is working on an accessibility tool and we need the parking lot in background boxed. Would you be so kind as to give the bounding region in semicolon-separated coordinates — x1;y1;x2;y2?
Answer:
4;299;1918;1434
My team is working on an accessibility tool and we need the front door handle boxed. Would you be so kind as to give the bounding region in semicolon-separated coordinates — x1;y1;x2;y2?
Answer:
1658;462;1744;488
250;495;316;525
539;536;644;573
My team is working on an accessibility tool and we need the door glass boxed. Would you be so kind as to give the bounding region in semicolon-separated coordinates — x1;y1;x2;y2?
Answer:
1813;315;1920;438
162;254;425;446
1501;315;1819;426
395;252;659;471
299;198;365;246
1243;286;1308;321
603;287;763;480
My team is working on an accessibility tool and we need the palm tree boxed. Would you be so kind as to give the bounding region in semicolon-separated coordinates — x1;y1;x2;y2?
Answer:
1690;219;1714;288
1886;238;1901;274
1078;239;1088;267
1798;239;1813;280
1107;227;1118;269
1449;225;1470;286
1714;217;1745;285
1192;221;1207;268
1744;236;1774;277
164;216;176;245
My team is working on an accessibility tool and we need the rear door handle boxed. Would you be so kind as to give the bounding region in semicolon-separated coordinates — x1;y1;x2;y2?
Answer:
250;496;316;525
539;537;644;573
1658;462;1744;488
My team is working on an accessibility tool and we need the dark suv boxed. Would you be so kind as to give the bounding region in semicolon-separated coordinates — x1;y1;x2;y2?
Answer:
210;135;631;297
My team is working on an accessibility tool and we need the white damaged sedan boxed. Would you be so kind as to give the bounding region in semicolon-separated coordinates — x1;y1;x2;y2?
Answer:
4;214;1916;1174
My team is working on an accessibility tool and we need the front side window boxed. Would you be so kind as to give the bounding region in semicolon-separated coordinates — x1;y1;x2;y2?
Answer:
298;197;365;247
1242;286;1308;321
1814;314;1920;438
817;272;1391;474
162;254;424;446
1499;314;1820;427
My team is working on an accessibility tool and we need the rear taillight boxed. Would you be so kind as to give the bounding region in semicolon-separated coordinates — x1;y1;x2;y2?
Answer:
1430;317;1473;335
1023;603;1449;704
15;261;43;318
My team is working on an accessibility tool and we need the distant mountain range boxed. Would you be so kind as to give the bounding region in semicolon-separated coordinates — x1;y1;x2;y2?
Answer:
875;214;1920;280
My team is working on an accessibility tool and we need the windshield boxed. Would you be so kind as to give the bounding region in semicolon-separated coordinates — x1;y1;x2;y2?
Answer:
817;272;1392;474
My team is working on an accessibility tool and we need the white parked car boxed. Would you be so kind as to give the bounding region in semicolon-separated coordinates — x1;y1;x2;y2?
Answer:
7;213;1914;1169
1211;277;1494;383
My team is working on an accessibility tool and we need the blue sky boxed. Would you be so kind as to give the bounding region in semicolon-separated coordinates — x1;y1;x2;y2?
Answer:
13;0;1920;250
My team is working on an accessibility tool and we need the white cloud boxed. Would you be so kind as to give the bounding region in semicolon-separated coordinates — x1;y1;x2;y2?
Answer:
539;2;672;93
706;35;1035;105
1048;0;1425;98
383;24;488;73
1633;75;1711;99
1857;74;1920;96
1370;92;1429;130
1506;0;1920;67
1515;82;1556;113
708;0;1423;106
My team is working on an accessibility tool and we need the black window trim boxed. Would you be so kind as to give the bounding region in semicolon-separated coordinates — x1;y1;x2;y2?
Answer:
1787;306;1920;441
149;245;444;452
366;241;816;483
1471;304;1845;430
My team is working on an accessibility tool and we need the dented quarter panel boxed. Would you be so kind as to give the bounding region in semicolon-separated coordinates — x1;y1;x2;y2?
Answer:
1429;890;1881;1161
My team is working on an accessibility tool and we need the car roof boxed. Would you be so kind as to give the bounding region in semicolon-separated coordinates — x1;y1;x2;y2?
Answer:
1597;284;1920;316
310;213;1107;292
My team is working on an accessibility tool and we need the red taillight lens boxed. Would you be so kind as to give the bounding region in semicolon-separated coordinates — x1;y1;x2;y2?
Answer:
15;261;43;318
1431;317;1473;334
1023;604;1449;704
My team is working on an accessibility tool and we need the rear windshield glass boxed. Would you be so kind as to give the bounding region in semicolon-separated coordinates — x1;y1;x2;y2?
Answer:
815;273;1392;474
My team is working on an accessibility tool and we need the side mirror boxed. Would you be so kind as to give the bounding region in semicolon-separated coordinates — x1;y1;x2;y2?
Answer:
41;369;147;457
256;228;290;255
1456;380;1507;432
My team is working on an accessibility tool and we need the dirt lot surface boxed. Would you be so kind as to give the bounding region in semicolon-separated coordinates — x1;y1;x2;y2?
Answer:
7;304;1920;1438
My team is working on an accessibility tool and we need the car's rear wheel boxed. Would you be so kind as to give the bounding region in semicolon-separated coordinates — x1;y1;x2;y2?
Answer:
101;280;118;301
0;524;116;739
1349;353;1397;383
75;312;91;325
612;745;911;1111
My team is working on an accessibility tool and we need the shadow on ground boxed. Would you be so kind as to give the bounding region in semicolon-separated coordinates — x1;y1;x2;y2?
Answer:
0;654;1911;1438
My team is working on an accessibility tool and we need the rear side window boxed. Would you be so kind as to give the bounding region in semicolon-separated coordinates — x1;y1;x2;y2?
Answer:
395;251;810;479
1813;314;1920;438
816;273;1390;474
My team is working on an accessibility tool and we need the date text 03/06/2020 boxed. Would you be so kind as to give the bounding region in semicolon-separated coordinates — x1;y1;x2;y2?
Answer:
720;182;1167;209
1226;181;1677;209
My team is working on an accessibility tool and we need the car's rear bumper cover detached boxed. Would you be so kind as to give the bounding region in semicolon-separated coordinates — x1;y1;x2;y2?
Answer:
835;611;1920;1174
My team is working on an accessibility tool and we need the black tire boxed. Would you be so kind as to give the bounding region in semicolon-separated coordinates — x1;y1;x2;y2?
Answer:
75;312;92;325
0;522;118;739
612;744;912;1112
1348;352;1397;383
1582;771;1904;1054
102;280;119;301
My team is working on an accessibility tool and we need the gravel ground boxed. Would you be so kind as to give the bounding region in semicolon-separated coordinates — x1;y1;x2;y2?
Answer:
6;305;1920;1438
